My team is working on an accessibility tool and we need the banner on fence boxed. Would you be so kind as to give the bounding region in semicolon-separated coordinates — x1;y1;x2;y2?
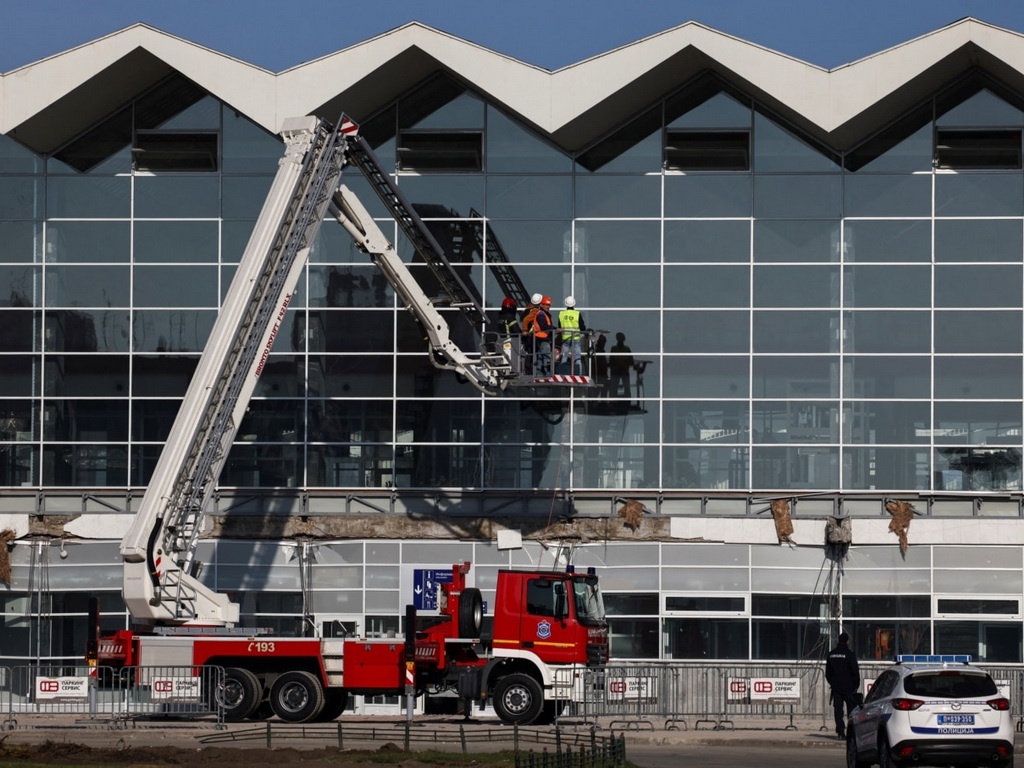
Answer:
151;676;202;701
727;677;800;703
34;676;89;701
606;676;657;702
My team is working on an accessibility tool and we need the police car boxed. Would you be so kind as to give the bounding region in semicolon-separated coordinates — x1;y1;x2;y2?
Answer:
846;655;1013;768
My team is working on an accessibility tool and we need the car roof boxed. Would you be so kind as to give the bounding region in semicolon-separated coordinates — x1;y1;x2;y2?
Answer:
892;654;985;674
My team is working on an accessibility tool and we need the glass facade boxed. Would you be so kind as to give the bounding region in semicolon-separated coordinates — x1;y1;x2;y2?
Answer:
4;79;1024;493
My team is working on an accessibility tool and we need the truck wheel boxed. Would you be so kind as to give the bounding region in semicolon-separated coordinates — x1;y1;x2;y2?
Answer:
459;587;484;638
315;688;349;721
269;671;325;723
493;673;543;725
220;667;262;721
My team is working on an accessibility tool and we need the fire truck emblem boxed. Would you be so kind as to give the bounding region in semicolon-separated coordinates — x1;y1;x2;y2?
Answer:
537;620;552;639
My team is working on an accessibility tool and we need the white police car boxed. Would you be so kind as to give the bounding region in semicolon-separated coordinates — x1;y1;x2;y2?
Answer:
847;655;1013;768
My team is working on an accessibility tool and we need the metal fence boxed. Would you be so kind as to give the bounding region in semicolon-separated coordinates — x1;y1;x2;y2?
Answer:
0;665;224;728
561;661;1024;732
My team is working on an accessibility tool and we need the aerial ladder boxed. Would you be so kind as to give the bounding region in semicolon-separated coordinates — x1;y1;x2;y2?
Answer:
120;115;522;626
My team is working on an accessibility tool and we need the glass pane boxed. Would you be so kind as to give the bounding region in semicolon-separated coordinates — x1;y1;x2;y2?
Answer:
132;355;198;396
133;266;219;307
664;265;749;308
131;399;180;442
476;219;570;263
844;220;931;262
0;135;43;173
753;265;839;307
46;177;130;218
662;446;748;489
574;265;660;308
44;354;129;396
399;175;485;218
665;220;749;262
754;114;839;172
42;444;129;486
669;92;751;128
664;174;751;217
843;174;931;217
754;175;841;218
134;221;218;263
0;355;40;396
664;311;748;352
934;219;1022;262
221;109;281;173
752;310;839;352
574;175;660;218
663;356;748;398
935;173;1024;216
0;221;41;263
134;177;220;218
222;176;274;219
0;310;39;351
665;617;749;659
752;355;839;398
44;400;128;440
843;265;932;308
1;265;40;306
754;220;839;262
752;446;839;489
44;266;129;307
0;177;42;219
752;401;837;442
933;402;1022;445
937;88;1024;127
844;356;931;398
575;221;659;263
936;310;1022;353
851;124;933;173
133;310;214;352
45;310;130;352
845;310;930;353
485;107;570;173
934;357;1022;399
844;447;930;490
844;401;931;443
662;401;750;442
935;265;1022;308
407;91;483;130
44;221;129;263
935;448;1021;493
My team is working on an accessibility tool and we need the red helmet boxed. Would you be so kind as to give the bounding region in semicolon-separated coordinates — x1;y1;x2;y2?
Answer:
501;297;516;310
541;296;552;305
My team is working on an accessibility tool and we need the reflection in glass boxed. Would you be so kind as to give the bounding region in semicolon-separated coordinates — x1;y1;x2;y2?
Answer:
752;446;839;489
934;448;1022;492
752;311;839;353
754;220;838;263
664;265;749;308
934;219;1023;262
665;220;749;263
935;265;1022;308
844;401;930;444
933;402;1022;445
754;265;839;308
844;447;930;490
662;446;747;488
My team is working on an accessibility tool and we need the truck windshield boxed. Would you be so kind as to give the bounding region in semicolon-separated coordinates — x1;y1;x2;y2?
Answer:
572;577;606;624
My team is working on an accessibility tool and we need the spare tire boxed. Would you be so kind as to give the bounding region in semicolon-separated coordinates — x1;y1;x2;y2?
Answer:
458;587;483;637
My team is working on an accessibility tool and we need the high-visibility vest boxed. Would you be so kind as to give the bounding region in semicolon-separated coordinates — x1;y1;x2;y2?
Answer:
559;309;581;341
521;306;540;335
526;309;550;339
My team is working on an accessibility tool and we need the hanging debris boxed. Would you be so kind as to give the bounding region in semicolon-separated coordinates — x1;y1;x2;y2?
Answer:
770;499;795;545
825;516;852;561
617;499;646;531
0;528;15;584
885;500;917;555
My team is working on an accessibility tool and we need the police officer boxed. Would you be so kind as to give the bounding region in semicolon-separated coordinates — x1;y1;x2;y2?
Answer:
825;632;860;740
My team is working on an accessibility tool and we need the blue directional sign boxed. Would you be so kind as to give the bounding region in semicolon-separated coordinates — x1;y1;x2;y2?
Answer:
413;569;453;610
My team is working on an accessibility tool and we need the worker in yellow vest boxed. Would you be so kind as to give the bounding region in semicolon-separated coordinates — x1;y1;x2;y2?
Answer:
557;296;587;375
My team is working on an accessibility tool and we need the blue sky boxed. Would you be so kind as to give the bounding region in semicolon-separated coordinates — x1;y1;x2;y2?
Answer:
3;0;1024;73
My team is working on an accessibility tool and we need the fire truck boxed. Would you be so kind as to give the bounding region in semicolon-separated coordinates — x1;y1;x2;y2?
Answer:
87;116;608;724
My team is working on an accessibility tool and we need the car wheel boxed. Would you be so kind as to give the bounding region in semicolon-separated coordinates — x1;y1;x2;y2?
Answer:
492;673;543;725
269;670;325;723
877;731;893;768
846;733;869;768
219;667;262;721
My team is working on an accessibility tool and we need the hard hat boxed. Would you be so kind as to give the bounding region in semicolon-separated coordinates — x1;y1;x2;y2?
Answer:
501;297;516;310
530;293;543;305
564;296;575;308
541;296;552;305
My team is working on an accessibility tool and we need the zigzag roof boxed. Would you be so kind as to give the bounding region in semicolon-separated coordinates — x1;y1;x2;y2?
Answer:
3;18;1024;156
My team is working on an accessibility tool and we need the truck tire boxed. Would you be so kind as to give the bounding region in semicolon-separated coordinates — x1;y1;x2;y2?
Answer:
493;673;543;725
220;667;262;721
459;587;484;638
269;670;325;723
315;688;349;721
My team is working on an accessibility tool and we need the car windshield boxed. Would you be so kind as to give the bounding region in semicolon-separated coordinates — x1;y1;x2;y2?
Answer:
572;577;606;624
904;670;998;698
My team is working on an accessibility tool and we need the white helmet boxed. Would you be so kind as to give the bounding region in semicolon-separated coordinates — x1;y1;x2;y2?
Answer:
530;293;543;305
564;296;576;308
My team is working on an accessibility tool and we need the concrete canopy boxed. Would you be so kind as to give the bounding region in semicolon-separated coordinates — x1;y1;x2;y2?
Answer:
3;18;1024;156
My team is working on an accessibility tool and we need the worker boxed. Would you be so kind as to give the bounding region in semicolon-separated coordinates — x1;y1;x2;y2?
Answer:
609;332;634;399
557;296;586;375
521;293;543;374
496;297;520;336
525;296;553;376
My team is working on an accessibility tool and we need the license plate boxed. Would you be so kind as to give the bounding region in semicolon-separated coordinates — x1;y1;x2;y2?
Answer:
937;714;975;725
